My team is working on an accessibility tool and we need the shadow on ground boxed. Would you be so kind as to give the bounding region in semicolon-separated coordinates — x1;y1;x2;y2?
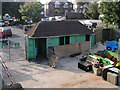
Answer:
2;68;37;85
29;56;89;74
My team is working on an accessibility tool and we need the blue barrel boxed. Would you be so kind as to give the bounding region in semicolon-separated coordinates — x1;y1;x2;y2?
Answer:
106;41;118;51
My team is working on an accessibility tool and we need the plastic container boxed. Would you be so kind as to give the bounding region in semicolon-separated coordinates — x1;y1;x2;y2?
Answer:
14;43;20;48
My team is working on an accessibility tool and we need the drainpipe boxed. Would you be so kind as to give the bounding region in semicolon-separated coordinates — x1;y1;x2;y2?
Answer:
118;39;120;55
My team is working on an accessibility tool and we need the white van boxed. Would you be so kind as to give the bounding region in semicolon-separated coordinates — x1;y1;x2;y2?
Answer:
55;16;64;21
49;17;56;21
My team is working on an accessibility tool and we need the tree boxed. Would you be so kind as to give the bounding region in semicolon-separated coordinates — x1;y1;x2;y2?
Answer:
55;9;58;13
2;2;24;20
98;2;120;28
19;2;43;22
76;2;86;6
83;3;99;19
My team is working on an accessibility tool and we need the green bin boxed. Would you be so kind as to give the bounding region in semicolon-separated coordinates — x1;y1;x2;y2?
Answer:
0;44;3;48
14;43;20;48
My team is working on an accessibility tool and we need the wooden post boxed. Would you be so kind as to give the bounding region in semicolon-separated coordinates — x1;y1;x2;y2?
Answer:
118;70;120;86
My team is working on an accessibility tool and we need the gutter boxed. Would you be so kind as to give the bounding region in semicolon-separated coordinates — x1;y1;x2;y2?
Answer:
28;33;93;39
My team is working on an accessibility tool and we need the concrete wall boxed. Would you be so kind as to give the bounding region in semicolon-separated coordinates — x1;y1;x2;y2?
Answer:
95;29;102;43
54;41;90;57
80;41;90;53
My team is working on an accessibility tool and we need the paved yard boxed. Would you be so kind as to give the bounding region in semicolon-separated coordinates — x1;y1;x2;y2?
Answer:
0;26;118;88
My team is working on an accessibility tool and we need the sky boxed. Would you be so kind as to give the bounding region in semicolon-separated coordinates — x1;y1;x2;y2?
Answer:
40;0;49;4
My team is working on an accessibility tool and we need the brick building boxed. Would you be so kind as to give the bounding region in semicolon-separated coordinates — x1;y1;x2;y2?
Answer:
73;0;88;13
44;0;74;16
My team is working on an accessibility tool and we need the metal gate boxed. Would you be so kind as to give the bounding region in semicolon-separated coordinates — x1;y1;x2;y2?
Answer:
0;37;25;87
0;37;25;61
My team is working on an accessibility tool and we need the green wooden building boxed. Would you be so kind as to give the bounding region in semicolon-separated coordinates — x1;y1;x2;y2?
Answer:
25;21;95;60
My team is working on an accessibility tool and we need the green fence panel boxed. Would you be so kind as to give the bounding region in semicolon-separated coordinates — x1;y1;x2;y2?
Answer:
47;37;59;47
70;35;86;44
46;37;59;56
90;34;95;48
27;36;36;60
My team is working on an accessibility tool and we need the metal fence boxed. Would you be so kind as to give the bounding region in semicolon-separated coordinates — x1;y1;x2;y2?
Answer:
0;37;23;87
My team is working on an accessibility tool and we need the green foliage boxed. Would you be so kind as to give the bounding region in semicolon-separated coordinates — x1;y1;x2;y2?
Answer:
55;9;58;13
2;2;24;19
19;2;43;22
15;20;25;25
76;2;86;7
98;2;120;28
83;3;99;19
59;11;65;14
0;16;2;20
23;24;36;32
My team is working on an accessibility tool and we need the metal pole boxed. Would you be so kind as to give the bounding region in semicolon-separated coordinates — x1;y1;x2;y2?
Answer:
0;71;5;86
0;2;5;87
1;36;4;87
0;58;4;87
0;40;4;87
8;37;10;61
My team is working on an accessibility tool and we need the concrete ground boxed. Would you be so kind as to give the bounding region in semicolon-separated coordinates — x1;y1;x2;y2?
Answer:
0;26;118;88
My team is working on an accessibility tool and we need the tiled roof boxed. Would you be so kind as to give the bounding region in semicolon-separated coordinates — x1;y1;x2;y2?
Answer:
26;21;92;38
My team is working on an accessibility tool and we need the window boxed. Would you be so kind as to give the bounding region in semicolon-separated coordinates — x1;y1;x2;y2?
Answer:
55;10;61;14
65;10;68;13
86;35;90;41
70;5;72;8
79;10;82;13
59;37;64;45
55;1;61;8
71;10;74;13
55;4;60;8
65;36;70;44
83;4;88;8
64;3;68;8
80;6;83;9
